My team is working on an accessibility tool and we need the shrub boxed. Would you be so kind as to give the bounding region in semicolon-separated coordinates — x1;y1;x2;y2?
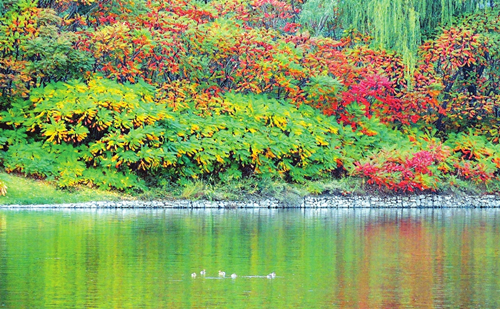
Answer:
353;130;500;193
1;77;349;188
0;76;159;190
157;92;344;183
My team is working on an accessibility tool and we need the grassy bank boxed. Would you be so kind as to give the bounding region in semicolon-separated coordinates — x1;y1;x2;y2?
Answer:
1;171;499;205
0;171;360;205
0;172;125;205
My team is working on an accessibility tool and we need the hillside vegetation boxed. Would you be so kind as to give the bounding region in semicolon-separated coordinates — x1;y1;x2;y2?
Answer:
1;0;500;200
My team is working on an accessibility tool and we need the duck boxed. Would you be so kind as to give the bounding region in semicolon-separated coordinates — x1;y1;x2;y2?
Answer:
200;269;206;276
191;272;197;278
218;270;226;277
231;273;237;279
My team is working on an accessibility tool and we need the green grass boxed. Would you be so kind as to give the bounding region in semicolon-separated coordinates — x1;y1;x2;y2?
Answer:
0;172;127;205
139;176;366;205
2;170;499;206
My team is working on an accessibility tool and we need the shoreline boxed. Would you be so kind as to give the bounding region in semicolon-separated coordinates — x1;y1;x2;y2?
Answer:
2;193;500;208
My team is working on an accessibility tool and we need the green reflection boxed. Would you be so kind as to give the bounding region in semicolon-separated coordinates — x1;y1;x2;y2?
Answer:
0;209;499;308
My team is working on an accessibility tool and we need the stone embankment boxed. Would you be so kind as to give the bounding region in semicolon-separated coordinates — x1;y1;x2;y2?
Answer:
2;194;500;208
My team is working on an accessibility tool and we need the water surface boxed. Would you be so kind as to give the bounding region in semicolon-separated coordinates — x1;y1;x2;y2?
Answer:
0;208;499;308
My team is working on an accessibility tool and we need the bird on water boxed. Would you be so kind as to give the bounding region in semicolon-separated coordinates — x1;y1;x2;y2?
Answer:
267;272;276;279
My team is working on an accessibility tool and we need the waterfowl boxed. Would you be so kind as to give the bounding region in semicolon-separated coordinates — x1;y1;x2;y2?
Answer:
231;273;237;279
267;272;276;279
218;270;226;277
191;273;197;278
200;269;206;276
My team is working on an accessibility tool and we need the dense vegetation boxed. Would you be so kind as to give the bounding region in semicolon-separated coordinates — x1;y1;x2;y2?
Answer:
1;0;500;199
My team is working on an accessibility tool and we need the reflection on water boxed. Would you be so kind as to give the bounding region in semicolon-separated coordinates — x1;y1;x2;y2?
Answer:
0;208;499;308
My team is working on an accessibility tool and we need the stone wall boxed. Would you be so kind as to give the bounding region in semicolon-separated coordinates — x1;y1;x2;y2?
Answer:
2;194;500;208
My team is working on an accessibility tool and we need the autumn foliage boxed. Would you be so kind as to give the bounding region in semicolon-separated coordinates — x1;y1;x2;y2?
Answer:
2;0;500;194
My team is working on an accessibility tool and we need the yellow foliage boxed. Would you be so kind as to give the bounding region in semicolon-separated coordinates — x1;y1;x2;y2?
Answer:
0;181;6;196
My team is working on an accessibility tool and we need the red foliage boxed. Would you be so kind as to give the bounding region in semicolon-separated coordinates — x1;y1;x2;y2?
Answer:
353;150;442;192
69;0;500;136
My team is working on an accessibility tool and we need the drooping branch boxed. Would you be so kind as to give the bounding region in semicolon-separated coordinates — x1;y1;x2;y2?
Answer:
308;0;497;74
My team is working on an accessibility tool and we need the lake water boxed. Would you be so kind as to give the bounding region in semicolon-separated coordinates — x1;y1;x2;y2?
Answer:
0;208;499;308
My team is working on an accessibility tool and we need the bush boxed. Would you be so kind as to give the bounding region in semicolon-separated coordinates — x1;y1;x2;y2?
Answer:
1;76;159;191
0;77;349;188
352;130;500;193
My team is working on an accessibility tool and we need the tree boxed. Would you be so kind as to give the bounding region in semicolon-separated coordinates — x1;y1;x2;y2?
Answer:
0;0;92;108
301;0;497;73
